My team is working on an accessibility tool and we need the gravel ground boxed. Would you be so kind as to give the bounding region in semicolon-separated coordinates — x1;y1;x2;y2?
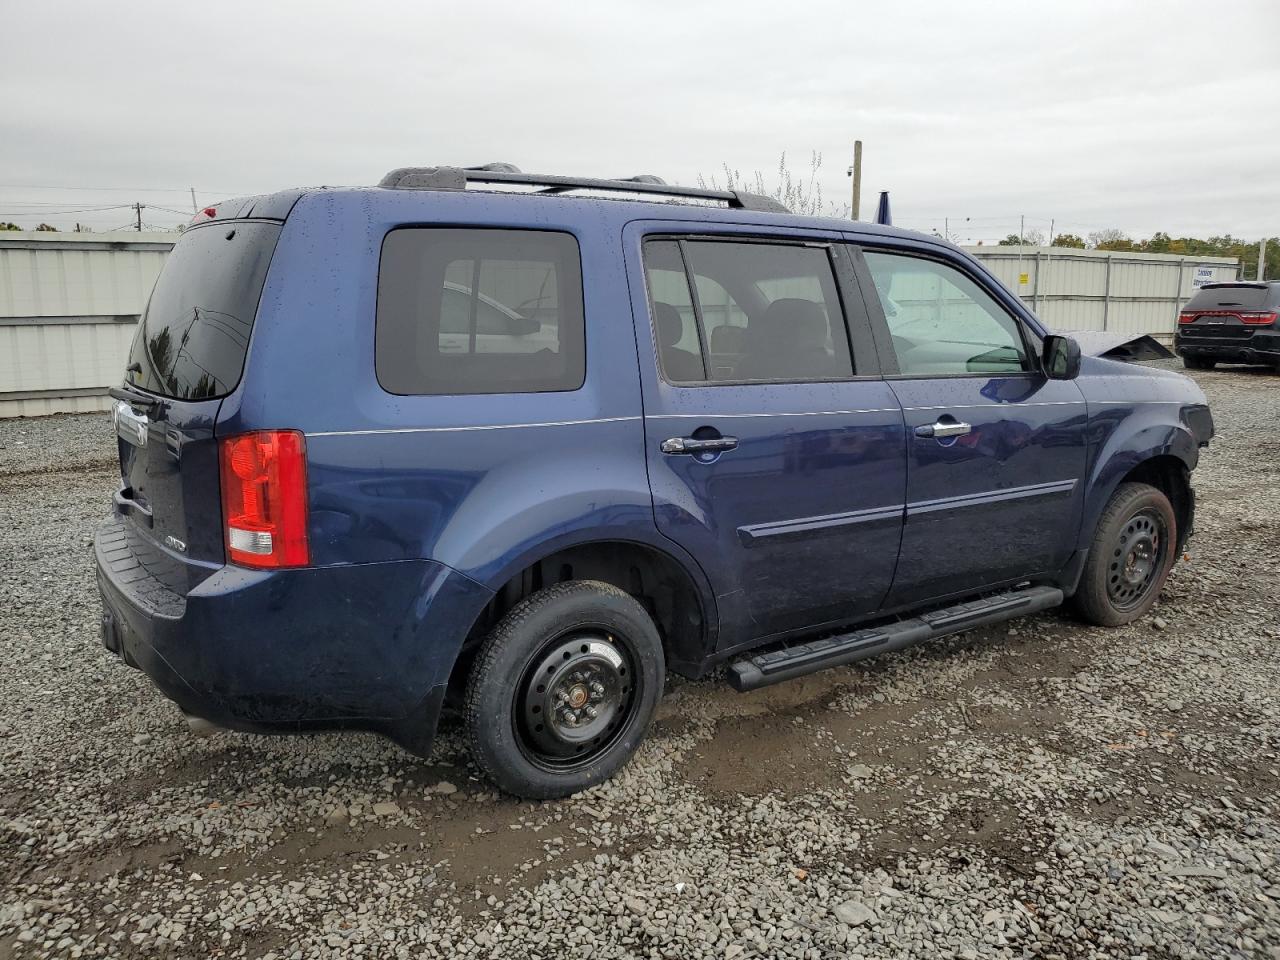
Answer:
1;362;1278;960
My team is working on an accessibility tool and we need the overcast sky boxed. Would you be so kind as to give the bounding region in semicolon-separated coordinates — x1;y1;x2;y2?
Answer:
5;0;1278;242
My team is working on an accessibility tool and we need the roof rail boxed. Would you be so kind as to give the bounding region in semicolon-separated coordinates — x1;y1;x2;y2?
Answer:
376;164;790;214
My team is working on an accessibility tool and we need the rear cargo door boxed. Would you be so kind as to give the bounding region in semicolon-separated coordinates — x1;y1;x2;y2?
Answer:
113;220;282;574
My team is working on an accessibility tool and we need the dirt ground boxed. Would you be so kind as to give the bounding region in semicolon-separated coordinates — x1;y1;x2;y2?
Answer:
1;363;1278;959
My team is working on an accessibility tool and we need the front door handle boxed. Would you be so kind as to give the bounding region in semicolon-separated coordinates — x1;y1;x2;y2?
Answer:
661;436;739;455
915;420;972;439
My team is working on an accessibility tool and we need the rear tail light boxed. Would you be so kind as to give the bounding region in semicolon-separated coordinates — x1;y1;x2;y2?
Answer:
1181;310;1277;325
218;430;310;568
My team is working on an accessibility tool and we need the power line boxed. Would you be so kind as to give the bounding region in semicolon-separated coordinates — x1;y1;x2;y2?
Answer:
0;204;134;216
0;183;253;194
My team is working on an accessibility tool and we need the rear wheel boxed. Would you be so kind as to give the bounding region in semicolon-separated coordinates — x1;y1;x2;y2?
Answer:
1072;482;1177;627
1182;356;1215;370
464;580;664;798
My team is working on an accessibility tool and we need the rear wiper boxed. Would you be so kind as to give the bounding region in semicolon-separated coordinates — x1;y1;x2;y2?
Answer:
109;383;163;415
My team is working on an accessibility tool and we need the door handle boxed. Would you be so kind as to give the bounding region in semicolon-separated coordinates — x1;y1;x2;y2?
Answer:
661;436;739;455
915;420;972;439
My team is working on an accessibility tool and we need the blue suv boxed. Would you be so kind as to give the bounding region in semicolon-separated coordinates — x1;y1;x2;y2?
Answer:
97;164;1214;798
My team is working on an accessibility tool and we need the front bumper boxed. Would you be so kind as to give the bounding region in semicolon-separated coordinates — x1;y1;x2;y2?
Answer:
95;518;493;755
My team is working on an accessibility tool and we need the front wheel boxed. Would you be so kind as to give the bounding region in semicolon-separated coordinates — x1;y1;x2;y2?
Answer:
1071;482;1177;627
464;580;665;799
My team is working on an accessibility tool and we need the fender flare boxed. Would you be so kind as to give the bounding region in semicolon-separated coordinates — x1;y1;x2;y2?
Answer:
1078;420;1198;553
478;525;721;645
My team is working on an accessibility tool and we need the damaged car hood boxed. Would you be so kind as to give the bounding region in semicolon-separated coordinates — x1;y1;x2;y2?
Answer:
1058;331;1175;362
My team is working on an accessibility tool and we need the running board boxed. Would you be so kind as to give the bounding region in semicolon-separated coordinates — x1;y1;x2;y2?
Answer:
727;586;1063;692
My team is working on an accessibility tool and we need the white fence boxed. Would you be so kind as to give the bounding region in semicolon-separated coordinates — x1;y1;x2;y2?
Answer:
967;246;1239;339
0;232;1242;417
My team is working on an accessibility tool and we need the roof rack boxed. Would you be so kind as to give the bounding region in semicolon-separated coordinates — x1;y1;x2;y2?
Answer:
377;163;790;214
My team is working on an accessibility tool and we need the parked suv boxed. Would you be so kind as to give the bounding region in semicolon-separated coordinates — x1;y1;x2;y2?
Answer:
98;165;1215;798
1176;280;1280;370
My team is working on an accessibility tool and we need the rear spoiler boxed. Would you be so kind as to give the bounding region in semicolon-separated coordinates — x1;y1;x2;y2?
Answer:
188;189;307;225
1059;331;1174;362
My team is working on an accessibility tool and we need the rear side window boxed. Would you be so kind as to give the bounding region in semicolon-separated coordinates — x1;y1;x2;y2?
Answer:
642;239;854;383
377;229;585;395
125;221;281;400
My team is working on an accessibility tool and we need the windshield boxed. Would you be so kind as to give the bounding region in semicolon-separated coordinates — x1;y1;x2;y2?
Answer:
125;221;282;399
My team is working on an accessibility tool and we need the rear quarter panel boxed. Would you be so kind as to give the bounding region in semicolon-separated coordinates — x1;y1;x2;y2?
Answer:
216;190;683;593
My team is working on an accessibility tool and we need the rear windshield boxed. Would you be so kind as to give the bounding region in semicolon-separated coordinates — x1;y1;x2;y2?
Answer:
125;221;282;399
1186;284;1275;311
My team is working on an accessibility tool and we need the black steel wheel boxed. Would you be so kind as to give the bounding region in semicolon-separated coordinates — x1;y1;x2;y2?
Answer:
464;580;664;798
515;630;639;772
1104;508;1168;612
1072;482;1178;627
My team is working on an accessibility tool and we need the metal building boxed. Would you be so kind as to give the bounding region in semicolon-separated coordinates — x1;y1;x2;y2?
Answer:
966;246;1239;338
0;231;172;417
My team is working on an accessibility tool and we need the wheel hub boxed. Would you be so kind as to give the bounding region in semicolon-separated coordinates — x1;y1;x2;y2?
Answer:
519;633;632;762
1107;510;1164;609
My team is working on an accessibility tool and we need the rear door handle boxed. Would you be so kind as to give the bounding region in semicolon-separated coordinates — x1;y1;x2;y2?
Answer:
661;436;739;455
915;420;972;439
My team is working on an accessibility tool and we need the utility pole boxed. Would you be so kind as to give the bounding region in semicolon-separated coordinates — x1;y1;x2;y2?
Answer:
1259;239;1268;281
1017;214;1026;300
133;202;145;232
1042;218;1055;322
190;188;198;214
848;140;862;220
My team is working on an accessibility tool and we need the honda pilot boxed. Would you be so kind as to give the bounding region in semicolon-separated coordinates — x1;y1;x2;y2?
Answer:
97;164;1215;798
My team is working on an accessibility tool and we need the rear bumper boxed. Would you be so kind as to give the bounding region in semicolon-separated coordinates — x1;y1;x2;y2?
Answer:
1176;330;1280;363
95;519;493;755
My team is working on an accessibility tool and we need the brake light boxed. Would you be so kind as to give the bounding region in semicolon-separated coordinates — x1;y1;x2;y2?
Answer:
218;430;310;568
1239;311;1278;325
1178;312;1198;324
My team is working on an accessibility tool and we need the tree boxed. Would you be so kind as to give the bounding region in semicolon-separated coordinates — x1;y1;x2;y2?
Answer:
1051;233;1086;248
699;151;850;218
1087;228;1131;250
1;222;20;231
997;230;1044;246
35;223;58;232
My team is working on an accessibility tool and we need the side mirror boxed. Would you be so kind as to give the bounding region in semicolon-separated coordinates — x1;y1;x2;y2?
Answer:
1043;334;1081;380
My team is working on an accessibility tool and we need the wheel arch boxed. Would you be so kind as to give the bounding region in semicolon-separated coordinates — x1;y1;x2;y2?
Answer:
443;536;720;703
1082;422;1197;557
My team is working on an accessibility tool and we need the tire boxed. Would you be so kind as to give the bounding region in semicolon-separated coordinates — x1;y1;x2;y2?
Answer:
464;580;665;799
1071;482;1177;627
1182;356;1215;370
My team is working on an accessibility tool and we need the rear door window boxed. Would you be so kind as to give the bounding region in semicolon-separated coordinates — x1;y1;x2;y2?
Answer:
125;221;281;400
642;239;854;383
377;229;585;395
